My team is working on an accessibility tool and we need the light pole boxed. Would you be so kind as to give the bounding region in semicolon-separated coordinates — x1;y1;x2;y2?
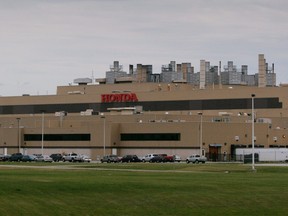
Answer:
41;111;45;155
4;142;7;155
251;94;256;171
16;118;21;153
101;115;106;156
198;112;203;156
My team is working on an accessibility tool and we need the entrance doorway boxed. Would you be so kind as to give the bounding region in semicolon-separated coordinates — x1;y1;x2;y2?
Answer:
209;144;222;161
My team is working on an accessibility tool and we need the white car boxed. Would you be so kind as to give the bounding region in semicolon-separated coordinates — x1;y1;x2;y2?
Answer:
142;154;158;162
63;153;83;162
186;154;207;164
173;155;181;162
81;155;92;163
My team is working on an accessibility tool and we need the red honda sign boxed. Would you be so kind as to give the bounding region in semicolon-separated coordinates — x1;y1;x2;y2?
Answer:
101;93;138;103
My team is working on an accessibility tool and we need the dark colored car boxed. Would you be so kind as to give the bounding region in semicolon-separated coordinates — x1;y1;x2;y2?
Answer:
21;155;37;162
0;154;11;161
149;154;166;163
9;153;23;162
120;155;142;163
50;153;63;162
163;155;174;162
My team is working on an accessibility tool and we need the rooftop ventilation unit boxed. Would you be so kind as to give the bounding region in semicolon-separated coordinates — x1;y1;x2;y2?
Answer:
73;78;92;85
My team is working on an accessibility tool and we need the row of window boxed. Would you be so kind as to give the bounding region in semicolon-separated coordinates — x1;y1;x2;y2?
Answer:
0;97;282;114
120;133;181;141
23;133;181;141
24;134;91;141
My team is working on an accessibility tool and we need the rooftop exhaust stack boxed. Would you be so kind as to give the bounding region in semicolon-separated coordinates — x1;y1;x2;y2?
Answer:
200;60;206;89
114;61;119;71
170;61;176;72
258;54;266;87
219;61;222;89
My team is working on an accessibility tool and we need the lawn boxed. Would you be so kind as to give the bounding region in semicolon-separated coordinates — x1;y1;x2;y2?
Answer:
0;163;287;215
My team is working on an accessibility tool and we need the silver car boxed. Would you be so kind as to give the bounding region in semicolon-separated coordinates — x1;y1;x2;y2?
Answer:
35;155;53;163
100;155;120;163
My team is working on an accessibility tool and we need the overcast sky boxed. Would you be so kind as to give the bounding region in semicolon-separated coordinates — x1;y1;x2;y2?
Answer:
1;0;287;96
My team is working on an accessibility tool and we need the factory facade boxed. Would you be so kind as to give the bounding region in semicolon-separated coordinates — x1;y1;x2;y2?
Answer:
0;54;286;161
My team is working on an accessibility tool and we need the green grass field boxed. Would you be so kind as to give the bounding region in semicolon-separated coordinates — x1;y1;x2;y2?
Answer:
0;163;287;215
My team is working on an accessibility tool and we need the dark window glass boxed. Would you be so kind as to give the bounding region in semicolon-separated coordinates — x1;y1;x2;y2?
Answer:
24;134;90;141
120;133;180;141
0;97;282;114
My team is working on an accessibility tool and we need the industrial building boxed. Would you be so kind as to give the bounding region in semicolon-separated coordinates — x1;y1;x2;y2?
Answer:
0;54;286;161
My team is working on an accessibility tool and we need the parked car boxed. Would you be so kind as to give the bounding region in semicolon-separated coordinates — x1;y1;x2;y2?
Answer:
163;154;174;162
0;154;11;161
21;154;37;162
81;155;92;163
120;155;142;163
149;154;174;163
173;155;181;162
186;154;207;164
50;153;63;162
9;153;23;162
35;155;53;163
149;154;166;163
33;154;42;158
62;153;83;162
101;155;120;163
142;154;158;162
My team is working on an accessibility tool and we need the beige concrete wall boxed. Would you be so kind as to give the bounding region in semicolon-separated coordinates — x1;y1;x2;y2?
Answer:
1;83;288;159
0;113;288;159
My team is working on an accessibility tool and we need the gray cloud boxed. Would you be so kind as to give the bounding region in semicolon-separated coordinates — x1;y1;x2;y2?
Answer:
0;0;287;95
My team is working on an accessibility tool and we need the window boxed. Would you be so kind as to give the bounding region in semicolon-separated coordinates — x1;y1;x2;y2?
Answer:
24;134;91;141
120;133;180;141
